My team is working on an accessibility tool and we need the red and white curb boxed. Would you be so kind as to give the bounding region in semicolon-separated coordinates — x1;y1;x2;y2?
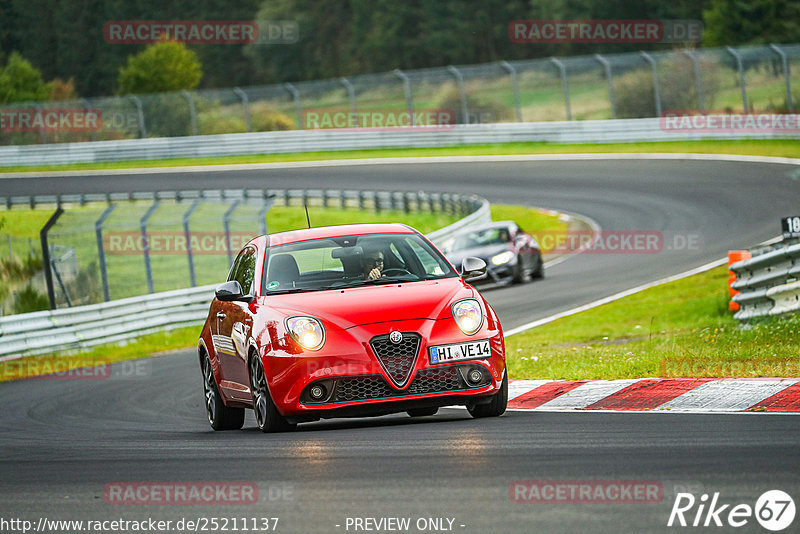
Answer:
508;378;800;413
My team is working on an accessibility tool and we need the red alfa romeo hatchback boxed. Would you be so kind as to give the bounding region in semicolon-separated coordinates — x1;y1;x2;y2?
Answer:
198;223;507;432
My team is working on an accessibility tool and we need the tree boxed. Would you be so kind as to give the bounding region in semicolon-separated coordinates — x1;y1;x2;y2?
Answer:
0;52;51;104
704;0;800;46
117;41;203;95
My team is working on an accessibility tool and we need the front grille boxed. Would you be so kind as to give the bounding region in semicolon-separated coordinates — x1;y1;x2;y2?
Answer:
303;364;484;404
406;366;462;394
335;376;395;402
369;333;421;388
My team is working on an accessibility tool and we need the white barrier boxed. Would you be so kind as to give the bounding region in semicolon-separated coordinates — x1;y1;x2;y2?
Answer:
2;119;798;167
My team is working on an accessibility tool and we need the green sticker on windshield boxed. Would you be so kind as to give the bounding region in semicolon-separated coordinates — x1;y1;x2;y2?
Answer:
267;281;280;290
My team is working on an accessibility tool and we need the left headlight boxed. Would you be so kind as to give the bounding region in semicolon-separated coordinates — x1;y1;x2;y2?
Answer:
286;316;326;351
491;251;515;265
452;299;484;335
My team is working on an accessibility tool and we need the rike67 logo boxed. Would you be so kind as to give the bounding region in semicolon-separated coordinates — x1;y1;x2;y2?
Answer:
668;490;795;531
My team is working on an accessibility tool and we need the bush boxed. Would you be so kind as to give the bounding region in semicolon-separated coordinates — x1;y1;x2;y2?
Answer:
12;284;49;314
250;105;295;132
0;255;42;280
615;56;721;118
432;82;511;124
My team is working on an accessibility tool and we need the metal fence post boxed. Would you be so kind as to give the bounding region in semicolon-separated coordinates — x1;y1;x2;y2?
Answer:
549;57;572;120
725;47;748;112
181;91;199;135
233;87;252;132
32;102;47;144
769;44;793;111
594;54;616;119
223;200;241;266
499;61;523;122
682;49;705;111
140;201;160;294
81;98;98;141
183;199;202;287
284;83;303;129
340;77;357;125
394;69;414;125
127;95;147;138
40;207;64;310
259;196;275;236
639;52;662;117
94;203;116;302
447;65;469;124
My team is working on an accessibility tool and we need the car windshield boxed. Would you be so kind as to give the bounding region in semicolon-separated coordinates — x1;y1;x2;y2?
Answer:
451;228;511;251
262;232;457;293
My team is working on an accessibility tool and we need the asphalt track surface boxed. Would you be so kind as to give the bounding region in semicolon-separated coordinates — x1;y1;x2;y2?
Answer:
2;158;800;533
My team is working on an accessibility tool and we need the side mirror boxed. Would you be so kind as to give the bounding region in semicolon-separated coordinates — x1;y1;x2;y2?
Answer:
460;257;487;282
215;280;252;302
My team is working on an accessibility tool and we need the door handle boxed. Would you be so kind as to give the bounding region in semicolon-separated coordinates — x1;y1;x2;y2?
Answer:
216;312;226;319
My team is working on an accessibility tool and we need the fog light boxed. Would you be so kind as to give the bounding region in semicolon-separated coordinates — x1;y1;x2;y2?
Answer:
467;368;484;385
309;384;327;400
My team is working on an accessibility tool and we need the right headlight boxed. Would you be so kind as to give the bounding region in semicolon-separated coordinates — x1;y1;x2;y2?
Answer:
286;316;326;351
452;299;484;335
491;251;515;265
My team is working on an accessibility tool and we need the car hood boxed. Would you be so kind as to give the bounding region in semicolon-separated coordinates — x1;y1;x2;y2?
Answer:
446;244;510;265
262;279;472;330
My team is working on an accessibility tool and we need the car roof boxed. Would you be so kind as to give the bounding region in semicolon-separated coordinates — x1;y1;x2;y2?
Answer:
266;223;417;247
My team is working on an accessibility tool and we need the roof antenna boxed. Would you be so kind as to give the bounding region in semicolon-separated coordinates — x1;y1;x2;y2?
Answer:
304;199;311;229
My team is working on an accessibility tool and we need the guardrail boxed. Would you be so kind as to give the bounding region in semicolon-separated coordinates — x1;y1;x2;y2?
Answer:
730;241;800;321
2;118;799;167
0;191;489;359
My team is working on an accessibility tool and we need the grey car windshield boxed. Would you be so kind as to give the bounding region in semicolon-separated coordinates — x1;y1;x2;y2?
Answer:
262;233;457;294
451;228;511;250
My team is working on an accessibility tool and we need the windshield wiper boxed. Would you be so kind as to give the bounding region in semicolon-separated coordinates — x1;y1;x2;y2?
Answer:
331;276;415;289
265;287;317;295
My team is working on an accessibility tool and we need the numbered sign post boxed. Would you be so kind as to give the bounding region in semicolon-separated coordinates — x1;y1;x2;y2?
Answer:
782;216;800;238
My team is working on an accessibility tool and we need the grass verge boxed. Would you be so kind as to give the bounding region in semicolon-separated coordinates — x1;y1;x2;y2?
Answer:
506;265;800;380
1;139;799;173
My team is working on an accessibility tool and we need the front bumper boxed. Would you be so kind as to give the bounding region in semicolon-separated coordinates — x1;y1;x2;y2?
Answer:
263;318;505;419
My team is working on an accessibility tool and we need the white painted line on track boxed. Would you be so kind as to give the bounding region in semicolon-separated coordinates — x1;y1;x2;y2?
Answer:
508;379;551;402
504;257;729;337
2;152;799;179
535;379;641;410
656;379;800;412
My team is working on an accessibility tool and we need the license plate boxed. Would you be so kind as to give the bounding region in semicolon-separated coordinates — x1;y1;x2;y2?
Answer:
429;339;491;364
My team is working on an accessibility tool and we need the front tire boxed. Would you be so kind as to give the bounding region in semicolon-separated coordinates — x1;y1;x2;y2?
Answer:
532;255;544;279
202;352;245;431
249;355;296;433
467;373;508;418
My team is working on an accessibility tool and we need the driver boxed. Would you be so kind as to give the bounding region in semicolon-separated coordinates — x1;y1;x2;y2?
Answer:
362;248;385;280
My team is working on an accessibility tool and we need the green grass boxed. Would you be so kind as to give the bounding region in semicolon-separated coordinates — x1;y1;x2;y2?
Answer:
0;326;200;382
505;265;800;380
2;139;799;174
